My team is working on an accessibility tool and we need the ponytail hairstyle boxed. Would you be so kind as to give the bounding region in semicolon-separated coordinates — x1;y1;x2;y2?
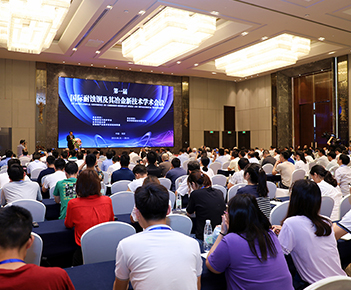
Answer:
187;170;211;190
295;151;307;164
201;156;210;172
244;163;268;197
310;165;337;187
284;179;331;236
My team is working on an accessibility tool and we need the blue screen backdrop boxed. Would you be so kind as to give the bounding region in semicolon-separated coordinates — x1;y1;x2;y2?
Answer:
58;77;174;148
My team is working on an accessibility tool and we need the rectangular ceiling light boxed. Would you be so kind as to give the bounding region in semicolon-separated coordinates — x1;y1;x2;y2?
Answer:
215;33;311;77
0;0;70;54
122;7;217;66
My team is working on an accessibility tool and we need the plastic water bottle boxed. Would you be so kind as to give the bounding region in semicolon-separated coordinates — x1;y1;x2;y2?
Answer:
203;220;213;252
212;225;221;242
176;193;182;210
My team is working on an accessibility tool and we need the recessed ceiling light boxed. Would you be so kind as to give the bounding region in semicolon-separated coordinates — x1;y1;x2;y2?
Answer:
318;37;325;41
140;69;142;71
171;73;173;75
91;64;93;66
328;51;335;55
212;72;216;74
304;14;309;17
241;32;248;36
138;10;146;15
176;61;181;64
194;63;199;67
106;5;112;10
261;36;268;41
78;63;80;65
104;65;106;67
116;67;118;69
124;10;128;13
128;61;133;64
96;50;101;54
72;48;77;51
299;74;301;76
62;61;65;63
162;72;164;73
210;11;219;16
151;70;153;72
129;68;131;70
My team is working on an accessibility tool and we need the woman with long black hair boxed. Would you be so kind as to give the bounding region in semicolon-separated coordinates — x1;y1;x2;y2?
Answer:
206;194;293;290
236;163;270;218
274;179;345;288
310;165;342;221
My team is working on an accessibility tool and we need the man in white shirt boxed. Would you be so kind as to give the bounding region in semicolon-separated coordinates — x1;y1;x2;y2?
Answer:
107;155;121;177
214;148;227;164
27;152;46;176
326;151;338;171
228;150;239;172
128;164;147;192
228;158;249;189
272;151;295;189
129;149;139;162
248;152;260;164
335;154;351;196
0;159;31;189
315;148;329;168
42;158;66;194
1;163;41;205
177;148;189;166
113;183;202;290
19;151;31;166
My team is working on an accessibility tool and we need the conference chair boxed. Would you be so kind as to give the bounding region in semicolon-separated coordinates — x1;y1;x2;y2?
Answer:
339;194;351;220
222;161;230;169
182;160;190;171
270;200;289;225
212;184;227;201
24;232;43;266
227;183;246;203
159;177;172;190
303;276;351;290
102;171;110;185
209;162;222;175
308;161;317;171
81;221;136;264
168;190;175;208
262;163;273;174
110;191;135;215
49;186;55;199
320;196;334;218
328;165;339;176
211;174;227;187
267;181;277;199
111;180;131;194
175;175;188;191
166;214;192;236
291;169;305;184
6;199;46;222
30;168;43;181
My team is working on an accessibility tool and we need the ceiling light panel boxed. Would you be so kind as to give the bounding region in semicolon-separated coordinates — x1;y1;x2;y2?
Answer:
0;0;70;54
122;7;217;66
215;33;311;77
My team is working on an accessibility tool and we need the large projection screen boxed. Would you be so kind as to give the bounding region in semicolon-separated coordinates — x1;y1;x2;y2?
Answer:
58;77;174;148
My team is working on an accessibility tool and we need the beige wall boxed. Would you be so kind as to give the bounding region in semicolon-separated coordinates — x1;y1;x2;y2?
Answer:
189;75;272;149
0;59;36;154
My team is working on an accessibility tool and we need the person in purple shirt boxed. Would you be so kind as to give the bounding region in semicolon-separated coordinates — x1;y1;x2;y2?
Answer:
206;194;293;290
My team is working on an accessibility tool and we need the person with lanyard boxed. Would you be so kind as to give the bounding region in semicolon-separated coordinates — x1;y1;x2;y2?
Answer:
113;183;202;290
0;206;74;289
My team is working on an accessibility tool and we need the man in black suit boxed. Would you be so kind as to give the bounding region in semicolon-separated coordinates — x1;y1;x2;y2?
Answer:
66;131;75;150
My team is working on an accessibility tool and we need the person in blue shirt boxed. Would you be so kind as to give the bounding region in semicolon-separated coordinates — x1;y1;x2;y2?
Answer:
165;158;186;191
0;150;13;168
111;154;135;184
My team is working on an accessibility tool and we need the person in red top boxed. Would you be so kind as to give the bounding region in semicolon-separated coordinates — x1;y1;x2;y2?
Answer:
65;169;114;265
0;205;75;290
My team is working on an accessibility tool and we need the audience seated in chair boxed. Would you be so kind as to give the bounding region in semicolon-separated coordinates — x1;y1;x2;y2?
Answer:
111;154;134;184
165;158;186;192
1;163;42;206
0;206;74;289
113;183;202;290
